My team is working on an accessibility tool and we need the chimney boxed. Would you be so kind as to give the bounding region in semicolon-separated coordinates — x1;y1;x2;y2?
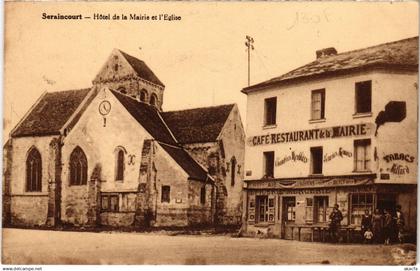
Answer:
316;47;337;59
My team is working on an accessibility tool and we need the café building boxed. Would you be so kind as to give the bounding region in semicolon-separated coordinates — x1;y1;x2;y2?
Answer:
241;37;418;241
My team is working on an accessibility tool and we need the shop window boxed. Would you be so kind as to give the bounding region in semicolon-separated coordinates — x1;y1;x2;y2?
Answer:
305;198;314;223
101;194;119;212
115;147;125;181
310;147;323;174
284;197;296;222
311;89;325;120
256;196;269;223
69;146;88;186
200;186;206;204
314;196;329;223
350;193;374;225
354;139;371;171
355;80;372;114
161;185;170;203
264;97;277;126
263;151;274;178
230;156;236;186
26;147;42;192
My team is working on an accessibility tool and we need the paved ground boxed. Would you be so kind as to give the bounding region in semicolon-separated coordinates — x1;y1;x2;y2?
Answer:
1;228;416;265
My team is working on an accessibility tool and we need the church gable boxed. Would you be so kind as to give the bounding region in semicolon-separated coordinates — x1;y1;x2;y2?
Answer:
92;49;139;89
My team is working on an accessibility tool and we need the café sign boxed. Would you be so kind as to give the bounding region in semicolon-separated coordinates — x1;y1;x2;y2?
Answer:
248;123;374;146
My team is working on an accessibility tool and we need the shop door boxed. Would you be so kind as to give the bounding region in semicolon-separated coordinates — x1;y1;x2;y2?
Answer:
281;197;296;239
377;193;396;213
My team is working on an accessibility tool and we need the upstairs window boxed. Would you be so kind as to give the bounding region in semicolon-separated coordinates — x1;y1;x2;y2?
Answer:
263;151;274;178
354;139;371;171
264;97;277;126
69;146;88;185
355;81;372;114
200;187;206;204
311;89;325;120
161;185;170;203
310;147;323;174
26;147;42;192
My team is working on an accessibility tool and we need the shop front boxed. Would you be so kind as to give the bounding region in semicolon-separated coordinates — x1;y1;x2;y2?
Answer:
243;175;416;242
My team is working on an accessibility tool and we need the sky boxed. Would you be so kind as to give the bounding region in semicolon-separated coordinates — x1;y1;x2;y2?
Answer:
3;2;418;141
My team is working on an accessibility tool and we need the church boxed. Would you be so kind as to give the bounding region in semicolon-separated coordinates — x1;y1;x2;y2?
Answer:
3;49;245;228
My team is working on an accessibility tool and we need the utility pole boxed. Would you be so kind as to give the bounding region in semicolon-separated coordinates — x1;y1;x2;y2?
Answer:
245;35;254;86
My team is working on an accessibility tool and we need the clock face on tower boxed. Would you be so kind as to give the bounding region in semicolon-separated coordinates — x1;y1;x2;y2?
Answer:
98;100;111;116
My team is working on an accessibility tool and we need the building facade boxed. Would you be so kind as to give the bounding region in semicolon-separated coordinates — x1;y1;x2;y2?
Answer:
241;37;418;240
3;49;245;228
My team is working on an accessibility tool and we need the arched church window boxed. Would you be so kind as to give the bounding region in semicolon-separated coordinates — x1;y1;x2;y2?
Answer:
230;156;237;186
115;147;126;181
139;89;148;102
26;147;42;192
70;146;88;185
150;93;158;106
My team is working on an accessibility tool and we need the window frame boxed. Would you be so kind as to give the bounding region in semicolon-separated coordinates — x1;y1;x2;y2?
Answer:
200;186;206;205
314;196;329;223
349;193;375;225
230;156;236;186
264;97;277;126
256;195;269;223
115;147;126;182
263;151;275;178
150;93;158;106
353;139;371;172
311;89;326;120
355;80;372;114
26;147;42;192
69;146;88;186
161;185;171;203
101;193;120;212
310;147;323;175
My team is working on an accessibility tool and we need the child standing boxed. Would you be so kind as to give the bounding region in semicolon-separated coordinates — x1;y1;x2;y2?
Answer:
364;228;373;244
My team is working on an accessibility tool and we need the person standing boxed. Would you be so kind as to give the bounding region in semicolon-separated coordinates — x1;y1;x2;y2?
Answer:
329;204;343;243
371;209;383;244
395;204;405;243
383;209;393;245
361;209;372;238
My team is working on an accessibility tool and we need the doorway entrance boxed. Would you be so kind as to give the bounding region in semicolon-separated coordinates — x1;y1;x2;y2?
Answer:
376;193;397;213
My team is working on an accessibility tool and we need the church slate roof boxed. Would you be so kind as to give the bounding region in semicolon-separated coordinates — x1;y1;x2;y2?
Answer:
110;90;177;145
119;50;165;88
159;143;209;181
161;104;235;144
12;88;91;137
110;90;210;181
243;36;419;93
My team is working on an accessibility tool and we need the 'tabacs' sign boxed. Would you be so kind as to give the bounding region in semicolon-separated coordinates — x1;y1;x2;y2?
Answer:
248;123;374;146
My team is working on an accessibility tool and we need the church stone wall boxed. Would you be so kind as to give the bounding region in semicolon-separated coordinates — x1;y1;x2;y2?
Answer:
152;143;191;227
8;136;57;226
217;105;245;225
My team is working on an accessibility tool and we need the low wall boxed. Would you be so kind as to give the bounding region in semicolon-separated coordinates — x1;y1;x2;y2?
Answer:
11;195;49;226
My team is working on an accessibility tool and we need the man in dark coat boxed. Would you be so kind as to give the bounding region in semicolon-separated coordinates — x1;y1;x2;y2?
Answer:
329;204;343;243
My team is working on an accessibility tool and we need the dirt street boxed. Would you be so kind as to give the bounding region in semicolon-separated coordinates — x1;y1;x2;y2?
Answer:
1;228;415;265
